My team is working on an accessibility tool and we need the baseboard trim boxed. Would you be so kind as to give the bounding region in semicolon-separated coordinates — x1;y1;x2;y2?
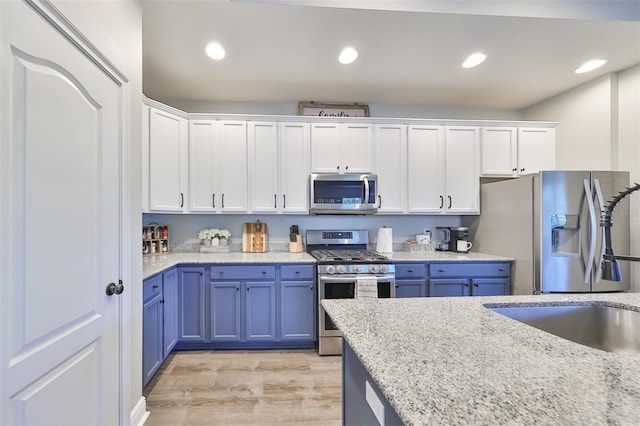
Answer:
130;396;149;426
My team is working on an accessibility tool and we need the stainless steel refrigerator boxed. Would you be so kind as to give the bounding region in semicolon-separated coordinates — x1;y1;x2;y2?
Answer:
471;171;630;294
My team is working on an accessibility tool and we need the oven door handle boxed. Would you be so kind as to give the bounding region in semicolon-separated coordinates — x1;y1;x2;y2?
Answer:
319;275;395;283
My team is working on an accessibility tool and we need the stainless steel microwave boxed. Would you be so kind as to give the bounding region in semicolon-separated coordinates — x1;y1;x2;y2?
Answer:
309;173;377;214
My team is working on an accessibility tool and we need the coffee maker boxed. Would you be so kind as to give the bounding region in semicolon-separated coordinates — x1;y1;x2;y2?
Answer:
450;226;470;253
435;226;470;252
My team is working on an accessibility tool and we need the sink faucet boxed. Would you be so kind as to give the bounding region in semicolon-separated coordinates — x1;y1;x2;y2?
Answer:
600;182;640;281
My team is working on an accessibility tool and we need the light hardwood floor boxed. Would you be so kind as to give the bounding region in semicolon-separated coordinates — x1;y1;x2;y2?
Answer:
143;349;342;425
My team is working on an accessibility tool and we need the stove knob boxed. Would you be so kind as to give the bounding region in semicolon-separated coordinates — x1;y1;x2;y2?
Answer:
326;265;336;274
353;265;361;273
379;264;388;273
370;265;380;273
336;265;346;274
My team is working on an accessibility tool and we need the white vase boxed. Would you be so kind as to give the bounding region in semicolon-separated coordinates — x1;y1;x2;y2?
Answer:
211;237;220;246
202;238;211;246
219;238;228;246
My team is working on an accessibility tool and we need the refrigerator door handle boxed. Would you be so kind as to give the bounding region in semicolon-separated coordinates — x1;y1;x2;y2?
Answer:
593;178;606;283
583;179;597;284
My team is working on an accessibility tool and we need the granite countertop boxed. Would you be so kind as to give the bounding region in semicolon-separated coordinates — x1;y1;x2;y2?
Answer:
388;251;513;262
322;293;640;425
143;252;316;278
143;250;514;279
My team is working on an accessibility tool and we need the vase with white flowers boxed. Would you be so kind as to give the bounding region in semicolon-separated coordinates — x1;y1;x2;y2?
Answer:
216;229;231;246
198;228;231;247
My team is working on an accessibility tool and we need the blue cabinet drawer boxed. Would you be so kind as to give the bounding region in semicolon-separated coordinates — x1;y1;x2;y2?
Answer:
395;263;427;279
430;262;510;278
210;265;276;280
280;264;314;280
143;274;163;302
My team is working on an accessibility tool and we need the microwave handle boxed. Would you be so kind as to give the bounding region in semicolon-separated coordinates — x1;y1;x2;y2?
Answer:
363;176;370;204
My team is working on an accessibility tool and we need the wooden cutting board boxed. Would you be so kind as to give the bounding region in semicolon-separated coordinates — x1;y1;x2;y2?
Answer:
242;221;268;253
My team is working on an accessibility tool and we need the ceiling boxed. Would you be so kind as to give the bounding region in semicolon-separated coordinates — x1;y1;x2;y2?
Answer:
142;0;640;111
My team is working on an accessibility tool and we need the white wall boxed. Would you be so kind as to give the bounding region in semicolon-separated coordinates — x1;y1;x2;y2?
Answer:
524;65;640;291
143;213;463;249
51;0;143;422
524;74;614;170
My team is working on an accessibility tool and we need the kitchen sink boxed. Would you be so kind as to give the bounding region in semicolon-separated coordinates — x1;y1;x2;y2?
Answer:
486;303;640;353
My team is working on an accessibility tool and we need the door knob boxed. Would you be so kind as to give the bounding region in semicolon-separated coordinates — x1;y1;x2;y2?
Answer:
105;280;124;296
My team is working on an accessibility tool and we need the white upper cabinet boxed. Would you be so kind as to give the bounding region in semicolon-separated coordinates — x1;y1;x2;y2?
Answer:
481;126;556;177
145;105;188;212
248;122;310;213
311;122;373;173
444;126;481;214
517;127;556;174
407;125;480;214
189;120;248;213
407;125;445;213
481;127;517;176
248;122;279;213
279;122;311;213
374;124;407;213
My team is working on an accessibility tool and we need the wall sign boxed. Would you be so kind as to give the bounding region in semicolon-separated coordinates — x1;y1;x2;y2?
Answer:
298;102;370;117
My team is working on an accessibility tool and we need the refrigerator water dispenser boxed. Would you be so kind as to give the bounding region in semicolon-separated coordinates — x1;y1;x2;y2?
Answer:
551;214;580;256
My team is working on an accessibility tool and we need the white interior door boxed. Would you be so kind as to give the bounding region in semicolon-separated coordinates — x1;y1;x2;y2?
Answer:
1;2;123;424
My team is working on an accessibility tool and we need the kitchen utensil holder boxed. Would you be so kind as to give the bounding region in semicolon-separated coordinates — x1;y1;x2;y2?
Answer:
289;235;303;253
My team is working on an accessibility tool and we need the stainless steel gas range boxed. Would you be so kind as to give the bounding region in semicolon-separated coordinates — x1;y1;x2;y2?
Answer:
307;230;395;355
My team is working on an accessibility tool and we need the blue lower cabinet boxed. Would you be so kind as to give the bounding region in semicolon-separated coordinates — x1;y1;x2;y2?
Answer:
394;263;428;297
395;280;426;298
280;280;315;340
162;268;178;358
178;267;205;341
142;273;164;388
429;263;511;296
210;282;242;341
245;281;276;340
429;279;472;297
143;267;181;387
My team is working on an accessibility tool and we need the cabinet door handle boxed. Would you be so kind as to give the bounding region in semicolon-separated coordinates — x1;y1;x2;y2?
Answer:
212;193;215;208
439;196;444;209
222;194;225;208
378;195;382;208
180;193;184;208
336;165;340;170
345;165;349;171
521;168;525;172
448;196;452;209
152;285;159;289
283;194;286;209
310;286;313;290
474;283;479;287
274;194;277;208
464;283;470;287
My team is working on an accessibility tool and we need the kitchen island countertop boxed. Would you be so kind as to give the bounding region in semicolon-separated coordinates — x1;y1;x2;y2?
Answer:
322;293;640;425
143;251;513;279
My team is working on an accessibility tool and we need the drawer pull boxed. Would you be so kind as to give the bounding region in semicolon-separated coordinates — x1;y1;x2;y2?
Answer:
438;269;445;273
152;285;159;289
499;269;505;272
407;269;413;273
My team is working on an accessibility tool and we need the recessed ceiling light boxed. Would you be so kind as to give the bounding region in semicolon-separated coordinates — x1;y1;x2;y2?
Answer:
339;47;358;65
575;59;607;74
205;42;226;60
462;52;487;69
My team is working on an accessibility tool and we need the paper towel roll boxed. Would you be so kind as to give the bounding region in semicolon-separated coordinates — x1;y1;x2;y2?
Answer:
376;227;393;253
